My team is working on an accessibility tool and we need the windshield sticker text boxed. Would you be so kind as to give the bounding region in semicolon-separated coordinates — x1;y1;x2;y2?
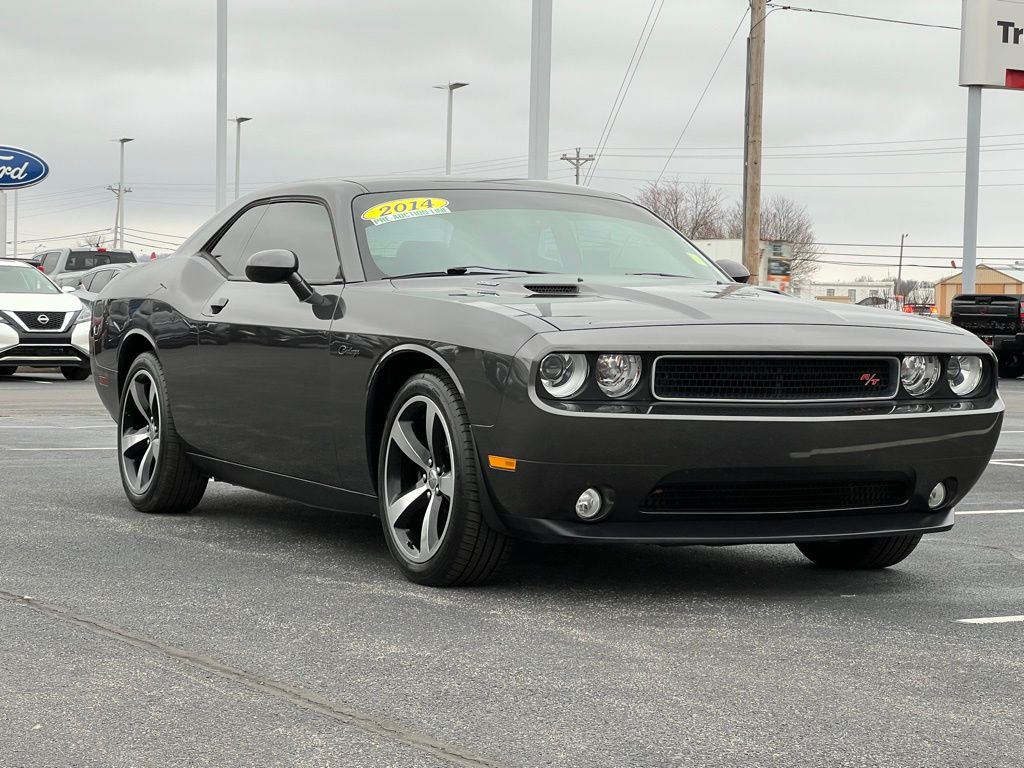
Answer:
362;197;450;226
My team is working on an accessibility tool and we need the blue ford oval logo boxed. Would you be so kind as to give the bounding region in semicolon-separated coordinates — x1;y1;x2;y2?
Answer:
0;146;49;190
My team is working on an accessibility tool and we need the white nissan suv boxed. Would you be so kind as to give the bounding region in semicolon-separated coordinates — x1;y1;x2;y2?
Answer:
0;259;91;380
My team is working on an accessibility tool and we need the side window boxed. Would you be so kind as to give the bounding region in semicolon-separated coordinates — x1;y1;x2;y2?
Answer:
241;201;341;283
41;252;60;274
208;205;267;276
89;270;115;293
74;273;93;290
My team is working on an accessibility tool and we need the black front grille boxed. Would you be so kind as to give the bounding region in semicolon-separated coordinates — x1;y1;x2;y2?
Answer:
0;344;84;360
641;480;910;514
652;356;897;401
13;311;69;331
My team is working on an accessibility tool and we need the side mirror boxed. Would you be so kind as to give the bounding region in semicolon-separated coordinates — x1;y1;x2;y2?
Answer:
716;258;750;284
61;285;77;293
245;249;299;284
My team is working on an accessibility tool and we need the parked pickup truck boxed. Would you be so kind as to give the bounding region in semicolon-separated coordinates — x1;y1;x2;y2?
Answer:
950;294;1024;378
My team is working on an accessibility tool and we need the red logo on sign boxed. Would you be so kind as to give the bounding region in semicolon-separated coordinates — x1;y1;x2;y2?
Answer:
860;373;880;386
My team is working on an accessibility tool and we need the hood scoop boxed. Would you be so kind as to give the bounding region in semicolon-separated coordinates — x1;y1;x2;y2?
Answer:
523;283;579;296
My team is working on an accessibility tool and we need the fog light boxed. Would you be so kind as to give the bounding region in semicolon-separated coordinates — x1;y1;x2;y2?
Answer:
575;488;603;520
928;482;947;510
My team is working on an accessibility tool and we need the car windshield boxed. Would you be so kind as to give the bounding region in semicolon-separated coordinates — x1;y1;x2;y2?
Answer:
353;190;728;282
64;250;135;271
0;265;60;294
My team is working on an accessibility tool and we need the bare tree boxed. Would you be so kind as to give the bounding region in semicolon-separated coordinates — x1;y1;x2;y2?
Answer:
725;194;820;280
636;178;729;240
78;232;108;248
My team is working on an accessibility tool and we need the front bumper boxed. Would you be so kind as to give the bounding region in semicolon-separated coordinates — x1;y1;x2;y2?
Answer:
0;323;90;369
472;393;1003;544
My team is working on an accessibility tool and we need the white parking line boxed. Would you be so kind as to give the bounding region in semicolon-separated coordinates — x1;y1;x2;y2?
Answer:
3;447;115;452
988;459;1024;467
957;508;1024;515
0;425;110;430
957;615;1024;624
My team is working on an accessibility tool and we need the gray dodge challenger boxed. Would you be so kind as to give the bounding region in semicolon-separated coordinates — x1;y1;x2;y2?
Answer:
88;178;1002;585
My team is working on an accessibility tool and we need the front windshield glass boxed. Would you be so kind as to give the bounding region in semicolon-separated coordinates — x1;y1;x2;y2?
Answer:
352;190;727;282
0;265;60;294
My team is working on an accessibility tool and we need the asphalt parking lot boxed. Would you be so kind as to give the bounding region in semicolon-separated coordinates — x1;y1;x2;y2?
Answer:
1;373;1022;768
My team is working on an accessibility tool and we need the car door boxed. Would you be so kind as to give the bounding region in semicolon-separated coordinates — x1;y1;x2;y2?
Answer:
187;199;344;485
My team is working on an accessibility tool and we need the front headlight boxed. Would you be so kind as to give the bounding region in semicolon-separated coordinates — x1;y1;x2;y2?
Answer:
901;355;941;396
595;353;642;398
539;353;588;398
947;355;983;397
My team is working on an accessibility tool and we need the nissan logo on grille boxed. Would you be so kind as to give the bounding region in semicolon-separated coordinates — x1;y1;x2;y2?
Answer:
37;314;50;325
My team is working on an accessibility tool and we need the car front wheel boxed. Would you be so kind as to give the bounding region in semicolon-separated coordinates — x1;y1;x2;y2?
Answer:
796;534;922;569
378;371;509;586
998;356;1024;379
61;366;91;381
118;352;208;514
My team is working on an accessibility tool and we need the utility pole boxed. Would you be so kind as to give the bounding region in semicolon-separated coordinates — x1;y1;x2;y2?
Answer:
107;183;132;247
215;0;228;211
528;0;553;179
560;148;595;185
896;233;908;306
11;192;17;258
742;0;767;282
110;138;134;249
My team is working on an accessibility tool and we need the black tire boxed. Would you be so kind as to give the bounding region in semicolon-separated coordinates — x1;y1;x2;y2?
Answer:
0;366;16;377
998;357;1024;379
377;371;509;586
796;534;922;569
61;366;91;381
118;352;208;514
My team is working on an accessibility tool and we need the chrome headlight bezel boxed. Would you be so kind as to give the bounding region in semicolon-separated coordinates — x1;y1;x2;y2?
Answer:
538;352;589;399
900;355;941;397
595;353;643;398
947;355;984;397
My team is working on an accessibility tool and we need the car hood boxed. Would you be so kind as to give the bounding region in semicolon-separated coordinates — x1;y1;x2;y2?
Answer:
0;291;84;313
391;275;962;335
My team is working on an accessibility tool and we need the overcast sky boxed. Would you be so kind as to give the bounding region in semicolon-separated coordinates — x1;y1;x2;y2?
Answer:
5;0;1024;282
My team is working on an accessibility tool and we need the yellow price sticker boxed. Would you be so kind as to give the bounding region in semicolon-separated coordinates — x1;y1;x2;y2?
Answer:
361;197;450;225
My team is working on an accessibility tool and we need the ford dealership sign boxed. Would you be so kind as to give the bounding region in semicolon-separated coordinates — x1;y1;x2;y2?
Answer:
0;146;50;189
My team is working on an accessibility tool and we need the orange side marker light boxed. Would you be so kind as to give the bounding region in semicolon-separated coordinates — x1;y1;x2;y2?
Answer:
488;455;517;471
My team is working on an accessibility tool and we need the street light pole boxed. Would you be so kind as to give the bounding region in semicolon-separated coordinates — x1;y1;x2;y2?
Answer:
232;116;252;200
433;82;469;175
116;138;134;249
215;0;228;211
528;0;553;180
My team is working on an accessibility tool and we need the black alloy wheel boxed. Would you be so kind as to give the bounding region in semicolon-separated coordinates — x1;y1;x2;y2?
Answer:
118;352;208;514
378;371;509;586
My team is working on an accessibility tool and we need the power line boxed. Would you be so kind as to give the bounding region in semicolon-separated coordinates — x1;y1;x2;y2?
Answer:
654;6;750;186
586;0;665;184
766;4;960;31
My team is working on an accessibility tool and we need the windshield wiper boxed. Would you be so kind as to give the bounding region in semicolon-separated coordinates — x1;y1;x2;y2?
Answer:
391;266;551;279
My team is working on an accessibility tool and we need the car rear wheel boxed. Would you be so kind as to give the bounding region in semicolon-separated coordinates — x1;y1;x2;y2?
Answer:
118;352;208;514
378;371;509;586
796;534;922;569
61;366;91;381
0;366;16;377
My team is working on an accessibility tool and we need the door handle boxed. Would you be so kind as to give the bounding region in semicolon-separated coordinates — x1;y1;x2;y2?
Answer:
205;297;229;315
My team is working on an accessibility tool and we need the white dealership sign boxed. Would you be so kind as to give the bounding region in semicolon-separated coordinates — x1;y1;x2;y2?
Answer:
960;0;1024;88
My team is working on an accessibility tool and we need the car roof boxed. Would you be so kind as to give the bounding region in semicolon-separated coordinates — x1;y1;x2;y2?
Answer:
244;176;631;202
